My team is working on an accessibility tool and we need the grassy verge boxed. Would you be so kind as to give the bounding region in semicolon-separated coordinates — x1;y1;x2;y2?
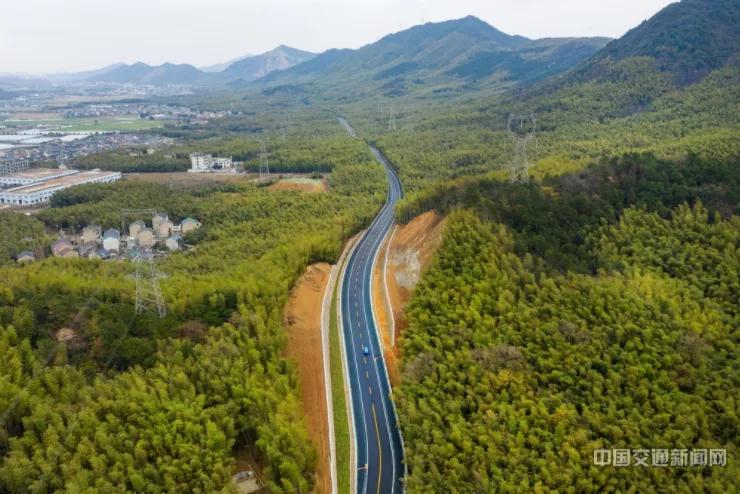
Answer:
330;260;350;494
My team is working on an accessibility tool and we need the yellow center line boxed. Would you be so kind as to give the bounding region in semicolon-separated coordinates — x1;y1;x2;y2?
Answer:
372;403;382;494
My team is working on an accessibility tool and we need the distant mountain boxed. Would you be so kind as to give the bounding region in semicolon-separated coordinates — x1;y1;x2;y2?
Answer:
47;63;125;83
503;0;740;123
256;16;610;96
216;46;316;83
200;54;254;73
80;46;315;86
89;62;206;85
0;75;54;90
574;0;740;85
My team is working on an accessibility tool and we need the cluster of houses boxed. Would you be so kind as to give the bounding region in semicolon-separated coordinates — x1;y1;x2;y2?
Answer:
0;132;173;166
16;213;202;263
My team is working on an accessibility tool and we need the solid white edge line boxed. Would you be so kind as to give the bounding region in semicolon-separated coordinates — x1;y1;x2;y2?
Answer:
338;234;362;494
321;261;339;494
366;206;398;494
344;238;371;494
382;225;398;348
371;149;408;489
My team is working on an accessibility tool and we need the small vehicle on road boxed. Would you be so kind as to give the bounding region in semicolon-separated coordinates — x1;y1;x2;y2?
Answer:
363;345;370;356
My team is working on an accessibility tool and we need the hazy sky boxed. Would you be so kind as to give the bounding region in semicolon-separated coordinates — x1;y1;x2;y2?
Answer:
2;0;676;74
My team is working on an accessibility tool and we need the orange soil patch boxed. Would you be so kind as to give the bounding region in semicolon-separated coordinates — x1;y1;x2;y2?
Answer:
284;262;332;494
270;178;328;193
372;211;447;386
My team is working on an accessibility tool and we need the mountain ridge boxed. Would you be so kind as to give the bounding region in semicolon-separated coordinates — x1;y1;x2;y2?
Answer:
574;0;740;85
218;45;316;84
254;16;612;96
83;45;315;86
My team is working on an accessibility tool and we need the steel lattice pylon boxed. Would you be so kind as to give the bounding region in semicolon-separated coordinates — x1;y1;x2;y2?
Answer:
134;250;166;318
507;113;537;184
259;140;270;179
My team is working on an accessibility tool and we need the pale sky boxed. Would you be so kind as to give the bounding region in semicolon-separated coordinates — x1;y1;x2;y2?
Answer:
2;0;676;74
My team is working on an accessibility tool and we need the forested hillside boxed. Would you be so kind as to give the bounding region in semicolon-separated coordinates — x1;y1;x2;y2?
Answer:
254;16;609;98
357;56;738;194
383;4;739;490
575;0;739;85
0;213;47;266
398;201;738;492
396;152;738;271
320;0;737;198
0;113;386;492
1;0;737;492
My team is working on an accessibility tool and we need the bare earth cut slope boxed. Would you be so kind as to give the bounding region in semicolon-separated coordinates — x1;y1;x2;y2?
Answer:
373;211;447;385
284;263;332;494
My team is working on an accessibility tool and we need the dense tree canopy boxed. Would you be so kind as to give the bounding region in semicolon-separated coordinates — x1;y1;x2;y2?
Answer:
398;207;738;492
0;115;386;493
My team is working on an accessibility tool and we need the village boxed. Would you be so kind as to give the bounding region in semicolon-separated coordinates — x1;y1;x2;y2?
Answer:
0;132;174;166
16;211;202;263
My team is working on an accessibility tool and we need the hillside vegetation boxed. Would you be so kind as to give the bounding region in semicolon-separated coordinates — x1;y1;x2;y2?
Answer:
398;198;738;492
0;114;386;493
1;0;737;491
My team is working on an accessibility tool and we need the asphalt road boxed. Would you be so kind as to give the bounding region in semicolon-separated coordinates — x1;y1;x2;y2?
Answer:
341;144;404;494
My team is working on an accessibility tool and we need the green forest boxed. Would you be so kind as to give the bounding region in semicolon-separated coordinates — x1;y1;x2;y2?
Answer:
398;202;737;492
1;1;738;491
0;114;387;493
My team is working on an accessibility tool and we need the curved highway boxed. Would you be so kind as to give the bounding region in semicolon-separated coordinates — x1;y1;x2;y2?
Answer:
341;140;404;494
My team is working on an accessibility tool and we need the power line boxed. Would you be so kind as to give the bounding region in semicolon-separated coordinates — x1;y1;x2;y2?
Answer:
507;113;537;184
259;140;270;179
133;249;166;318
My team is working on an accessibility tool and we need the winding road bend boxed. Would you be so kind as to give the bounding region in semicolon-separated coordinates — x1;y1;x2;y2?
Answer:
340;123;404;494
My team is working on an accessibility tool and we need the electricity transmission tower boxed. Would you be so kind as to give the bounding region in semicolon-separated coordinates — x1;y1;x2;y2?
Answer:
507;113;537;183
404;107;416;134
388;106;397;132
133;250;166;318
259;140;270;179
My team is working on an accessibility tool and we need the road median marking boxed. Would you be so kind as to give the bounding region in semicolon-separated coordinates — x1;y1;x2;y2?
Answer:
372;403;382;494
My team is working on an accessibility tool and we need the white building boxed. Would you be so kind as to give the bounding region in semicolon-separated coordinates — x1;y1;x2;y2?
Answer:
155;219;174;238
165;234;182;251
189;153;233;173
136;228;155;248
103;229;120;253
0;160;30;176
129;220;146;237
82;225;102;245
0;168;79;187
0;170;121;206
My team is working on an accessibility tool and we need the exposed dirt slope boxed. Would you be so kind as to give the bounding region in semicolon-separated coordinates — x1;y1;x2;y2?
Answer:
284;262;332;494
270;177;328;193
373;211;447;386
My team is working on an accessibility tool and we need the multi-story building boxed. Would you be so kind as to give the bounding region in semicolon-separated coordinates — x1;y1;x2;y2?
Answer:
189;153;233;172
0;170;121;206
